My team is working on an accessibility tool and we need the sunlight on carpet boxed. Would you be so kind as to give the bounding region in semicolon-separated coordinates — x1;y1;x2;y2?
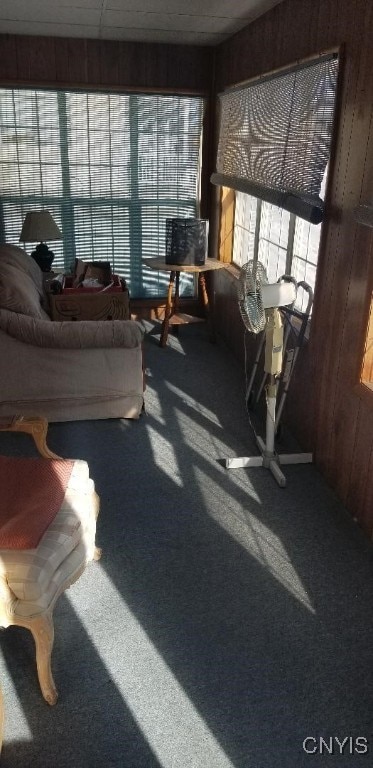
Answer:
143;385;167;426
194;467;315;614
67;564;236;768
0;673;32;743
146;423;184;487
165;382;224;427
175;408;244;465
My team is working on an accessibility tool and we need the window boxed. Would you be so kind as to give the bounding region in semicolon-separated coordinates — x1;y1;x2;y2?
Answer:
215;55;339;316
232;190;322;313
0;88;204;298
212;54;338;224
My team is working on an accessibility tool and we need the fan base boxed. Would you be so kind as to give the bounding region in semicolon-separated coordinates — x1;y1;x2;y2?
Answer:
225;436;312;488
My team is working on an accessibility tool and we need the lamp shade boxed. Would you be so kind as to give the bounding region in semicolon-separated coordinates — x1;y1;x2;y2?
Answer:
20;211;62;243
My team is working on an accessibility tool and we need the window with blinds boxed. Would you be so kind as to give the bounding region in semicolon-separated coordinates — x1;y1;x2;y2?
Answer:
232;190;322;314
0;88;204;298
211;54;339;224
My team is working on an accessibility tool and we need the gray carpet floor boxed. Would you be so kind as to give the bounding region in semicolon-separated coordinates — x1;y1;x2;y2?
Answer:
1;322;373;767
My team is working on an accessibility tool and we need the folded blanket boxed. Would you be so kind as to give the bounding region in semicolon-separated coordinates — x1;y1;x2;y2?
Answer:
0;457;75;549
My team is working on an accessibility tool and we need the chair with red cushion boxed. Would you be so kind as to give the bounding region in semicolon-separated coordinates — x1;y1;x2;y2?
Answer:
0;455;100;705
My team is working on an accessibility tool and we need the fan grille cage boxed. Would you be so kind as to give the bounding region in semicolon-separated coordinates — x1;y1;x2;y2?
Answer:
237;260;268;333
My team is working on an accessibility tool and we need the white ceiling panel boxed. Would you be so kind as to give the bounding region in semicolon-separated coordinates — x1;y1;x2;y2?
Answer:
0;20;99;38
0;0;285;45
106;0;253;18
102;10;245;35
42;0;103;6
9;0;103;7
102;26;226;45
0;0;101;25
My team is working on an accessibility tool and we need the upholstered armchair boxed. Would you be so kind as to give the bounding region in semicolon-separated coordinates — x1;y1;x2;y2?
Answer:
0;245;144;422
0;453;101;706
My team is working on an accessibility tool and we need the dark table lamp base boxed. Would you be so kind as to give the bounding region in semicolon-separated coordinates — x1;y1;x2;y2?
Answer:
31;243;54;272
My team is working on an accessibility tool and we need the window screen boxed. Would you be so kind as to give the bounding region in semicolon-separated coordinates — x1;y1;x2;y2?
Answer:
211;55;338;224
0;88;204;298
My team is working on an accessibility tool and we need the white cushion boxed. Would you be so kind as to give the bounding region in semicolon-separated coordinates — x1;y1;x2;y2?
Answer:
11;537;96;618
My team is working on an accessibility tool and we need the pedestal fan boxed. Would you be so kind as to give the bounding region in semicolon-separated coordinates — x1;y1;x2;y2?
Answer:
225;260;312;487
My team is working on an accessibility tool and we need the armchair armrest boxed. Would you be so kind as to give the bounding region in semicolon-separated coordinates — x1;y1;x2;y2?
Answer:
0;309;144;350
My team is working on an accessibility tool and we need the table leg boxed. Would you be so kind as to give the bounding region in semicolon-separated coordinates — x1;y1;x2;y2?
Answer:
199;273;215;342
172;273;181;336
160;270;176;347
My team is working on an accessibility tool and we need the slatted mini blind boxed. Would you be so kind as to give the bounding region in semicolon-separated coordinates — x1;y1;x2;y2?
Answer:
211;54;339;224
0;88;204;298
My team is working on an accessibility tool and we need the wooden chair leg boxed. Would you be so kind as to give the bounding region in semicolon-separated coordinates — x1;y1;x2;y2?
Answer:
25;417;61;459
29;612;58;706
0;416;61;459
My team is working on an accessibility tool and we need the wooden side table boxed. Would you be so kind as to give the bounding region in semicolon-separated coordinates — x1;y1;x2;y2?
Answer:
0;416;60;459
144;258;226;347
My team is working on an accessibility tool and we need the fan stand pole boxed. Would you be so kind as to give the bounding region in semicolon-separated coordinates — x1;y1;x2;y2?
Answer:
255;379;287;487
225;309;312;487
225;378;288;487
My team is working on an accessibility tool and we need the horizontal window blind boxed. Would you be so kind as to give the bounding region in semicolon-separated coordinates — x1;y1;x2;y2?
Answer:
211;55;339;224
0;88;204;298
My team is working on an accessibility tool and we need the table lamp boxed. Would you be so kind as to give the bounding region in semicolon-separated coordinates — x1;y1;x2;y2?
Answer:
20;211;62;272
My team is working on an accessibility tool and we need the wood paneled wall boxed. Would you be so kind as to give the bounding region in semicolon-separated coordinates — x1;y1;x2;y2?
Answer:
0;34;213;92
211;0;373;534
